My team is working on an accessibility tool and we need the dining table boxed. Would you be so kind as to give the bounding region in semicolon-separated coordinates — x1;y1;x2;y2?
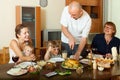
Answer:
0;59;120;80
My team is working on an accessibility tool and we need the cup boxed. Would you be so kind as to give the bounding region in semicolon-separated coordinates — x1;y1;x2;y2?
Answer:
112;47;118;61
62;50;67;59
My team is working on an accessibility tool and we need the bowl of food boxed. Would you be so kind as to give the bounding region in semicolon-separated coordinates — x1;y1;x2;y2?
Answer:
27;66;36;73
27;65;42;74
98;66;104;71
44;62;56;70
96;58;114;68
37;60;46;67
61;59;83;69
76;67;83;75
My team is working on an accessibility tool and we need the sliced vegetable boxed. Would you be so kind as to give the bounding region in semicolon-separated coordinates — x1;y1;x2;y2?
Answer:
56;70;71;75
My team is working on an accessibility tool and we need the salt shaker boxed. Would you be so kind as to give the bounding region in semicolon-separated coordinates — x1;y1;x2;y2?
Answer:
93;60;97;69
88;52;93;59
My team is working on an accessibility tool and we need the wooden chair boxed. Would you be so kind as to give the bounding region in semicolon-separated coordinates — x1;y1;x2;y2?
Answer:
35;47;47;60
0;47;9;64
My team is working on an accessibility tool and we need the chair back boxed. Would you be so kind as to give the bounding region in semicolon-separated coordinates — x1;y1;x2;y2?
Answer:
35;47;47;60
0;47;9;64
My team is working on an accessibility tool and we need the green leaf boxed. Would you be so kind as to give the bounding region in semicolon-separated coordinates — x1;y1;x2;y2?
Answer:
58;70;71;75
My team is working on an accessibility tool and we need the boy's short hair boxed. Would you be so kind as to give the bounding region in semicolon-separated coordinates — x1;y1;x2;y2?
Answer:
47;40;60;48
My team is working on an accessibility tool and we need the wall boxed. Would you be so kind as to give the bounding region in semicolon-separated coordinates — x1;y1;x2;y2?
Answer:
0;0;119;49
104;0;120;38
0;0;65;49
41;0;65;30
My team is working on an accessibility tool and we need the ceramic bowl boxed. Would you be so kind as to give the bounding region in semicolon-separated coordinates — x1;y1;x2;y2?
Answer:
98;66;104;71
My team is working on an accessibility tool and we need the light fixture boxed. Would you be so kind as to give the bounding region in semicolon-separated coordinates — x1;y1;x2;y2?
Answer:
39;0;48;7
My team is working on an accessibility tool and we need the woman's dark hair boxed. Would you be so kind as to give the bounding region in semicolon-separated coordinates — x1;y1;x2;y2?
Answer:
104;21;116;36
15;24;33;47
15;24;28;38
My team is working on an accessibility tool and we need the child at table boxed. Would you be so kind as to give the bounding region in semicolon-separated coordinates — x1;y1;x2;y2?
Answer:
44;41;61;61
23;44;34;56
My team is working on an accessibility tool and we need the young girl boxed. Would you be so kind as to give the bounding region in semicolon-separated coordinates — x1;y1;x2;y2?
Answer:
23;44;34;56
44;41;61;61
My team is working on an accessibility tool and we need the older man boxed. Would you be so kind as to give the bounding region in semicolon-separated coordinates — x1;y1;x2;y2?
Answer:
60;1;92;60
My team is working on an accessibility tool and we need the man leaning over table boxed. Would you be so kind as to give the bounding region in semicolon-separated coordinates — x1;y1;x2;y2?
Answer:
60;1;92;60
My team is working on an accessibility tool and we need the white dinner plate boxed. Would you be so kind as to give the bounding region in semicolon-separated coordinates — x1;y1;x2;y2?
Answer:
7;68;28;76
16;62;36;68
70;55;82;59
49;57;65;62
93;54;103;59
80;59;89;64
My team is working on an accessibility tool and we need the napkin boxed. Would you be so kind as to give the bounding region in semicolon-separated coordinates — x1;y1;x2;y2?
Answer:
111;47;118;60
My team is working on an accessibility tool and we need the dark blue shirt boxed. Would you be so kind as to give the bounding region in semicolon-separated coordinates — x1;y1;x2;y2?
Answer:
91;33;120;55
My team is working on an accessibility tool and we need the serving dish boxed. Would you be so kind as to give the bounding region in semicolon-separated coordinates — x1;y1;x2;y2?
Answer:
61;59;83;69
7;68;27;76
16;62;36;68
49;57;65;62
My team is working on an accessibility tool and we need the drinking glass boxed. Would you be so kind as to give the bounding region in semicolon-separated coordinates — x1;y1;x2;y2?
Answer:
92;48;97;54
84;48;91;58
12;56;19;66
85;49;91;54
62;50;67;59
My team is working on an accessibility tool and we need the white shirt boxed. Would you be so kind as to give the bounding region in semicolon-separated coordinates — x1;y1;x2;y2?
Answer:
9;38;21;63
60;6;92;44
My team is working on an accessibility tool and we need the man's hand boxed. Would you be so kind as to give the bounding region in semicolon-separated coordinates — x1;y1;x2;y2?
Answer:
61;26;75;50
69;38;75;50
73;52;80;60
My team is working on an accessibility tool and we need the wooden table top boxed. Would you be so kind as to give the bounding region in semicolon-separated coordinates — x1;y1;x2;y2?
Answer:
0;61;120;80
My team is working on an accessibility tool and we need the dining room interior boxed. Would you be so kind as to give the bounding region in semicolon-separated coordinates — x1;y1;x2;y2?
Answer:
0;0;120;62
0;0;120;80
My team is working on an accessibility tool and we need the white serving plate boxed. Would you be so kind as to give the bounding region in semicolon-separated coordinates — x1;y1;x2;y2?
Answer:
7;68;28;76
70;55;82;59
93;54;103;59
80;59;89;64
16;62;36;68
49;57;65;62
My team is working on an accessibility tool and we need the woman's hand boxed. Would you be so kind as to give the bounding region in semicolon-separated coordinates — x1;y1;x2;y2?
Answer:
105;53;112;59
30;54;36;61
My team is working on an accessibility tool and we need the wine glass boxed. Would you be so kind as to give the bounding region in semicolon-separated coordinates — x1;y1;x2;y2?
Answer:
92;48;97;54
12;56;19;66
85;49;91;54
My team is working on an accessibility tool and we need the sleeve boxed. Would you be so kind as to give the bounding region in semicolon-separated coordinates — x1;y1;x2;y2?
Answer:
60;6;68;27
83;19;91;38
81;15;92;38
91;34;98;48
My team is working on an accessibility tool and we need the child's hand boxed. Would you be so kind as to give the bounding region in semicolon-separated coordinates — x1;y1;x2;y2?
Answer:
47;46;52;52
